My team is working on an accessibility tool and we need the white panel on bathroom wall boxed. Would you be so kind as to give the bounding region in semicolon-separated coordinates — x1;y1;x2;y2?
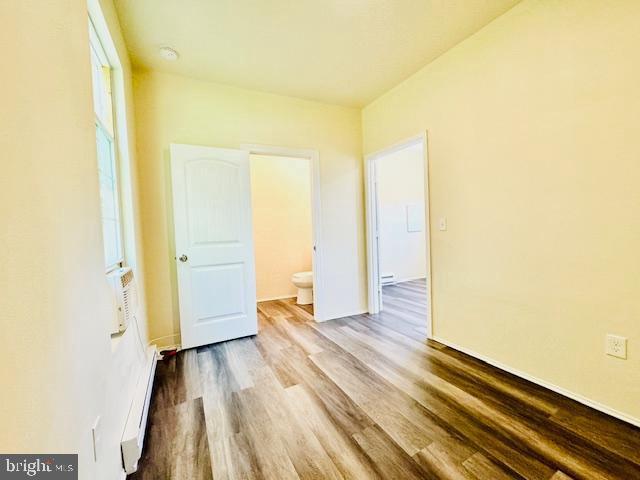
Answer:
186;159;241;245
406;203;424;233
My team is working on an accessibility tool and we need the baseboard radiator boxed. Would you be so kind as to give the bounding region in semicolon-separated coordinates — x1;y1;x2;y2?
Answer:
121;346;157;474
380;273;396;286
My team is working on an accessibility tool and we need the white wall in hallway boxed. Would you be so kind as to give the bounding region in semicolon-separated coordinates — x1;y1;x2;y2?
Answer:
377;143;427;283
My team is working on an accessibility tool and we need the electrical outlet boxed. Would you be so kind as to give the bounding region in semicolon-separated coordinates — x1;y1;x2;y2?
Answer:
605;334;627;359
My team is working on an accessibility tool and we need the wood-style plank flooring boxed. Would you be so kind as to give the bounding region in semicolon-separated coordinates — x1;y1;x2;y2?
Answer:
131;280;640;479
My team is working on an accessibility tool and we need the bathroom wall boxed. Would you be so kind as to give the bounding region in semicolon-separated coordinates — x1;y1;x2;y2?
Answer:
377;143;427;283
250;155;313;300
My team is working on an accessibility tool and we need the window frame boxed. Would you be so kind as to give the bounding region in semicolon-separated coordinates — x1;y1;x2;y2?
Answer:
89;18;125;273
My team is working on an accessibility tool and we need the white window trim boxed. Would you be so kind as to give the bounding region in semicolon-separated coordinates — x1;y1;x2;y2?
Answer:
89;17;126;273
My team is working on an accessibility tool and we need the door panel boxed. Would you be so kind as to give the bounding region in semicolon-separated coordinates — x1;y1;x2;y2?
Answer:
191;263;245;322
171;144;257;349
186;159;241;244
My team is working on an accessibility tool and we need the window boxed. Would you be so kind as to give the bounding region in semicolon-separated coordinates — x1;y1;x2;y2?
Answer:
89;20;123;271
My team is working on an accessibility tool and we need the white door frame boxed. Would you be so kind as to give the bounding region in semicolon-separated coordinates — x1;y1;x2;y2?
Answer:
364;132;433;337
241;143;325;321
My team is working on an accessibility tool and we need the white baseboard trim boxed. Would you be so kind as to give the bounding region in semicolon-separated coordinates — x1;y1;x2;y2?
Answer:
257;294;296;302
316;309;368;323
433;336;640;428
149;333;180;349
394;276;427;283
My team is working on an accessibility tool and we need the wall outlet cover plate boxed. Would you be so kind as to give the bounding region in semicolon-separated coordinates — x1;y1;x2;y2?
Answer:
605;334;627;359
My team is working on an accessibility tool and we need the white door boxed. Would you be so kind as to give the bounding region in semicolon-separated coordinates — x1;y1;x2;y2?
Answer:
170;143;257;349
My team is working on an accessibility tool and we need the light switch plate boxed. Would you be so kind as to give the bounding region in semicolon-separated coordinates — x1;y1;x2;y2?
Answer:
438;217;447;231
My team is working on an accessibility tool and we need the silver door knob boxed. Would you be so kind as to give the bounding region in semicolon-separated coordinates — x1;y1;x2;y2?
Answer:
179;254;188;262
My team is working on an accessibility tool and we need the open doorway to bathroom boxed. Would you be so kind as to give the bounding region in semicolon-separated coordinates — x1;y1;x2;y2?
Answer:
365;134;432;336
244;144;323;324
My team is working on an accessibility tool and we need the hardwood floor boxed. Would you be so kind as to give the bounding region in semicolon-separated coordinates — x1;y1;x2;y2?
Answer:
131;279;640;479
289;297;314;317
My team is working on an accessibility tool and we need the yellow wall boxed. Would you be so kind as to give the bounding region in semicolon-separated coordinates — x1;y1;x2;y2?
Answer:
0;1;149;478
133;70;365;345
251;155;313;301
363;0;640;422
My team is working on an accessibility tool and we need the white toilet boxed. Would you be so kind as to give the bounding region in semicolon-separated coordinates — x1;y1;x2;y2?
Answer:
291;271;313;305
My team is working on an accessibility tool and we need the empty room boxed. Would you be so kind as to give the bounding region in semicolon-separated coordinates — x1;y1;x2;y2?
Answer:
2;1;639;479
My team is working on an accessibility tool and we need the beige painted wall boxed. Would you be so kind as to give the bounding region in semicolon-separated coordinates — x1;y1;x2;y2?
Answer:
363;0;640;422
0;1;149;478
133;70;365;345
251;155;313;301
377;144;427;283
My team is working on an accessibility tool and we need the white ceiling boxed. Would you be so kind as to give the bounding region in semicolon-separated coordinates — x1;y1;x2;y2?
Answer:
114;0;521;107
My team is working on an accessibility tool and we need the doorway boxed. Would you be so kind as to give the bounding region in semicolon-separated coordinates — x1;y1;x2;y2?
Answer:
364;134;432;336
242;144;324;322
249;153;315;318
170;143;323;350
